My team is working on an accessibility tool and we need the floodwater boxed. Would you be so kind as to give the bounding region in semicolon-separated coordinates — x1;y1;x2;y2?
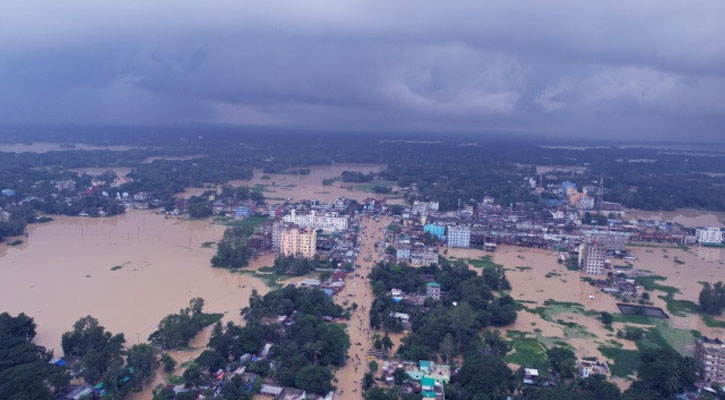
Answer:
0;210;272;353
334;216;391;400
449;245;725;375
0;142;141;153
177;163;392;203
628;208;725;227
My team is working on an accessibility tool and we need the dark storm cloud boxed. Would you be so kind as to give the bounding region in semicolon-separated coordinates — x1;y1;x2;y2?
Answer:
0;0;724;140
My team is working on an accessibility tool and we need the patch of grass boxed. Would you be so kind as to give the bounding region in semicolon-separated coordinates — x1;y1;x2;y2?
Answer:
505;337;549;372
168;375;185;385
702;315;725;329
468;255;503;269
252;184;274;192
598;346;641;377
110;265;123;271
658;294;700;317
236;269;284;289
635;275;679;295
635;275;700;317
197;313;224;326
353;180;398;193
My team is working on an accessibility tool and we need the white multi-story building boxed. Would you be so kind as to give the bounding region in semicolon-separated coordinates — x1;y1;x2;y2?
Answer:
283;210;348;232
697;227;724;246
412;201;439;215
579;243;606;275
447;226;471;248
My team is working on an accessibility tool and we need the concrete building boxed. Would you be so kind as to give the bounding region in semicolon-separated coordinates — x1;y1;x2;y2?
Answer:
280;228;316;259
426;282;441;301
283;209;348;232
582;230;630;251
579;243;605;275
695;337;725;385
423;223;445;240
447;226;471;248
697;227;724;246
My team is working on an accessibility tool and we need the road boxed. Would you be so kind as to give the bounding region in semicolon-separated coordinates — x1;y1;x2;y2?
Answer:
334;215;391;399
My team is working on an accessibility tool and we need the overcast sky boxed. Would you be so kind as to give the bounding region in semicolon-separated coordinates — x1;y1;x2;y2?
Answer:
1;1;724;140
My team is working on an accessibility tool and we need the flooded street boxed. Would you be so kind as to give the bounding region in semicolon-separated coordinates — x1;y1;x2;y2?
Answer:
334;215;391;400
0;210;271;353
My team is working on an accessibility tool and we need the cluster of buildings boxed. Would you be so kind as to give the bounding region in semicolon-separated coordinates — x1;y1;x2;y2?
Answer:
379;179;722;280
378;359;449;400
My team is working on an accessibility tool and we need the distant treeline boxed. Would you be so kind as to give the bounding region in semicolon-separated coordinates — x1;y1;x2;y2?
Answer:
2;127;725;211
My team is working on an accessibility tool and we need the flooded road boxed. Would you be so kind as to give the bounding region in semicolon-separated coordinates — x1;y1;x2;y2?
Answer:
334;216;391;400
0;210;271;353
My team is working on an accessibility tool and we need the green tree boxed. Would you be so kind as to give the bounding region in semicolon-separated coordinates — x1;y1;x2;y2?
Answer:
0;312;69;399
295;365;334;394
440;333;457;363
547;346;577;381
600;311;614;326
126;343;158;388
61;316;125;383
160;353;176;373
182;363;203;388
393;367;408;385
451;353;514;399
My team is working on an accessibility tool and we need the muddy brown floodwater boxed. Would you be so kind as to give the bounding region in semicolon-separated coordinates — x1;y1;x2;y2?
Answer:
0;210;272;353
177;163;392;203
628;208;725;227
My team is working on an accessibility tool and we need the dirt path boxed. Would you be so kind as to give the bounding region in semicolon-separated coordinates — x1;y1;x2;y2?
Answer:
334;216;390;399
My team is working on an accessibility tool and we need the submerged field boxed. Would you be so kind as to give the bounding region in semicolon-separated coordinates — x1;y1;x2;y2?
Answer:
448;244;725;387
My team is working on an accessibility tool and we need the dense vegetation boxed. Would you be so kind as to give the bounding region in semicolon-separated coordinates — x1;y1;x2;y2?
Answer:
272;255;321;276
188;286;350;395
699;281;725;315
0;312;69;399
211;226;257;268
2;127;725;212
369;259;516;361
148;298;223;350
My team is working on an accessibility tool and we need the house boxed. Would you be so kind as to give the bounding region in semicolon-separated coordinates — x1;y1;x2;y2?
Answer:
426;282;440;301
578;359;610;378
297;278;321;288
260;384;284;396
277;387;307;400
65;386;93;400
523;368;539;385
234;205;253;218
392;312;410;325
